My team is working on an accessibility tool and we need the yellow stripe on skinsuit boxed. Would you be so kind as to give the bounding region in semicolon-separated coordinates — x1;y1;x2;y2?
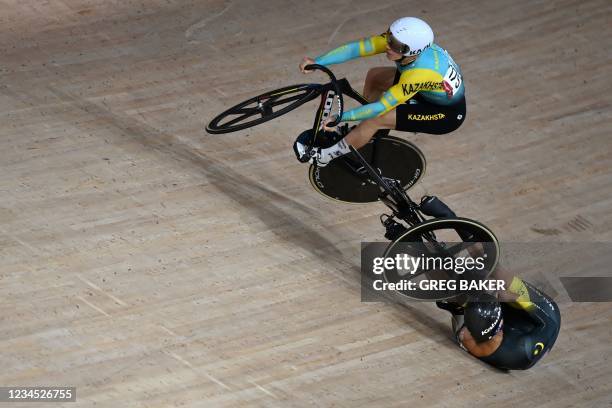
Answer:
509;277;535;310
372;34;388;53
359;39;366;55
380;97;392;111
359;34;388;57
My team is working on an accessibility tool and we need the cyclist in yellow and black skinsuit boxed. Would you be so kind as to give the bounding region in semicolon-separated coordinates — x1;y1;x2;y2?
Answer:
294;17;466;167
438;277;561;370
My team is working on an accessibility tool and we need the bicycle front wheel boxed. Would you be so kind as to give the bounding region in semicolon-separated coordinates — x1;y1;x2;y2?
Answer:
206;84;321;134
381;218;501;301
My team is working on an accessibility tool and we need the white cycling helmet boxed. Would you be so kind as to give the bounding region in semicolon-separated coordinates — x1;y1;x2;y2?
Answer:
387;17;434;57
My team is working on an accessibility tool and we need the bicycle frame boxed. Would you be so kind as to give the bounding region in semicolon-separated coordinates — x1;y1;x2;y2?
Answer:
207;67;499;269
348;145;427;226
308;78;392;178
303;66;430;231
207;66;497;256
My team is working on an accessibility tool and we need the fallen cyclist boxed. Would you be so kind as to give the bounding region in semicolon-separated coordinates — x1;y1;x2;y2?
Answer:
437;272;561;370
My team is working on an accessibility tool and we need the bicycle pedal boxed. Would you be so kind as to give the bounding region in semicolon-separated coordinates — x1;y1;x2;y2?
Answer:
380;214;394;227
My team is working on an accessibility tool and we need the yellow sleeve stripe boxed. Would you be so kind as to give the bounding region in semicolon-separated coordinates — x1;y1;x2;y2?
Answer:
371;34;388;53
387;85;406;103
510;277;530;301
358;40;365;56
509;277;535;311
380;98;392;111
358;35;387;57
399;68;444;83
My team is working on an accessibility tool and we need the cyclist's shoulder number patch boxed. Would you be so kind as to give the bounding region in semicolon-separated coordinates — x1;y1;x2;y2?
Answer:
442;63;462;99
441;51;462;99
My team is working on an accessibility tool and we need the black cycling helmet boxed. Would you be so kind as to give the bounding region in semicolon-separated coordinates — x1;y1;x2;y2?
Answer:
464;293;503;343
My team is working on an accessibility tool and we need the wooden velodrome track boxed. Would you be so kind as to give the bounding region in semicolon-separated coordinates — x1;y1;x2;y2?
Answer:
1;0;611;406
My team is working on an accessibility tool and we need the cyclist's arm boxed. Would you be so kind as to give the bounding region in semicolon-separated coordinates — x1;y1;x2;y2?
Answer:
314;33;387;66
340;68;439;122
507;278;557;323
506;278;547;314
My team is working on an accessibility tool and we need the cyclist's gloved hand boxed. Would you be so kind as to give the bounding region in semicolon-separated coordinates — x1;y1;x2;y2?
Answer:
322;114;339;132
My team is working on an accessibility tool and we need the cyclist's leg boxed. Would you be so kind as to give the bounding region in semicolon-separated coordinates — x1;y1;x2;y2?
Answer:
345;109;396;148
363;67;397;102
395;95;466;134
315;110;395;164
344;94;466;149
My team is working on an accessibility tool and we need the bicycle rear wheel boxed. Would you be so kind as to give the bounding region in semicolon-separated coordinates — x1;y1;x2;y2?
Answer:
206;84;321;134
381;218;500;301
309;135;426;203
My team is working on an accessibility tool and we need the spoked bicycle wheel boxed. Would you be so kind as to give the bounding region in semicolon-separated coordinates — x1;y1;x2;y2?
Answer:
381;218;500;301
206;84;321;134
309;134;426;203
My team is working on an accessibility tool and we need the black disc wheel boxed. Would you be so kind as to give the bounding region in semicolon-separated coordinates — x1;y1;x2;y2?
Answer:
309;135;426;203
206;84;321;134
381;218;501;301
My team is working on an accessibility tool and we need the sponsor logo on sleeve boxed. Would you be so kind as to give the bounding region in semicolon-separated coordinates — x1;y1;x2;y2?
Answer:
402;81;445;96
